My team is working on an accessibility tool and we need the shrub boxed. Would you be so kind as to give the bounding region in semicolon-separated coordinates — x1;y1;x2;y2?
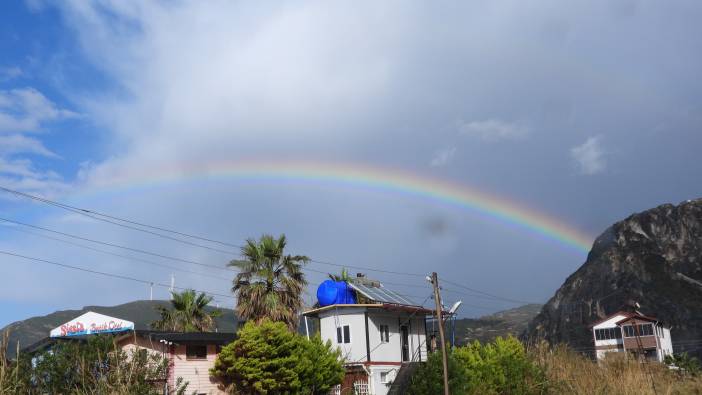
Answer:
407;336;547;395
1;330;187;394
406;347;468;395
211;319;344;394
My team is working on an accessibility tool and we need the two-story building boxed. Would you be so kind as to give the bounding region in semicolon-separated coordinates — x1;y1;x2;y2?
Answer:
303;275;433;395
591;310;673;362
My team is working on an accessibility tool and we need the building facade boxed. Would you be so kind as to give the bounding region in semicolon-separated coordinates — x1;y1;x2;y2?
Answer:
28;311;235;395
591;311;673;362
303;276;433;395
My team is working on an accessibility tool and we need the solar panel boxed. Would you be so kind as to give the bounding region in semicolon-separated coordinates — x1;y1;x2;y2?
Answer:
349;282;417;306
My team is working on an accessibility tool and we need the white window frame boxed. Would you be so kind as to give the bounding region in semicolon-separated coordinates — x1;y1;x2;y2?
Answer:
379;324;390;343
336;325;351;344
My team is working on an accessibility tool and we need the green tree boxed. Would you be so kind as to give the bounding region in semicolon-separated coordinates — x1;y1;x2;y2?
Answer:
152;289;222;332
453;336;547;394
406;346;468;395
230;234;308;330
407;336;547;395
211;320;344;394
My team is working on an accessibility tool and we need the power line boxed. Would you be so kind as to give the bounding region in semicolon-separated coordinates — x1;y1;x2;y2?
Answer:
1;185;541;307
0;217;235;273
0;249;234;300
439;277;539;305
0;185;242;254
3;226;232;282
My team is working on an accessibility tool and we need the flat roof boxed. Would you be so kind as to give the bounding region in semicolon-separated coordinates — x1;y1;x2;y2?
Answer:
22;330;236;355
302;303;435;317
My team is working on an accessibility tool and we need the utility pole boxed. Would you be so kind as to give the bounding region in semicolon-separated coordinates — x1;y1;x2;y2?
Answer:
150;282;153;301
170;273;175;294
431;272;450;395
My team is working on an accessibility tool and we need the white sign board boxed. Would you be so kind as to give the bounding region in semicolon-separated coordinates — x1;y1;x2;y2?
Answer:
50;311;135;338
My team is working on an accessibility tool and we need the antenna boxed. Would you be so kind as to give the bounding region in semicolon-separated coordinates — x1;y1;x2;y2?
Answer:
448;301;463;316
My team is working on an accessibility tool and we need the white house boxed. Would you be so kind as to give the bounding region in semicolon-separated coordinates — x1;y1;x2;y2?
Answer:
303;275;433;395
591;310;673;362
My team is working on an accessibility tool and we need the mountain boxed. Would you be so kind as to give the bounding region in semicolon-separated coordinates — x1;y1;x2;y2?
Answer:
1;300;239;358
452;304;542;346
526;199;702;357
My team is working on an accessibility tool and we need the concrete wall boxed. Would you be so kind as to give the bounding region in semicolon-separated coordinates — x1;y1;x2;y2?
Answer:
319;307;370;363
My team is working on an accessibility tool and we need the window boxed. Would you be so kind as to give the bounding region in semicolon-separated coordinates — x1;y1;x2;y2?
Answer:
337;325;350;344
595;328;622;341
379;324;390;343
186;345;207;359
380;371;390;383
623;324;654;337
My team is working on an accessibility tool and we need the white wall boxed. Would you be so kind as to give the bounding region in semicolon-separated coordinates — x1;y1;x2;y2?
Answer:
366;311;427;363
369;364;399;395
660;327;673;359
319;307;369;363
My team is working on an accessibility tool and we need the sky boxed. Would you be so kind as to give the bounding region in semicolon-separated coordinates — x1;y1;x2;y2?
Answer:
1;0;702;328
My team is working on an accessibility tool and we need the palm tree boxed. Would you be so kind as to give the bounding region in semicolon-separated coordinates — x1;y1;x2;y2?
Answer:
152;289;222;332
328;268;351;282
229;234;308;331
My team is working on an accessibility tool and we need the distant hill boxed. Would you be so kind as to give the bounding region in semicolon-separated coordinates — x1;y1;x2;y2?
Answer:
526;198;702;358
1;300;239;358
452;304;542;346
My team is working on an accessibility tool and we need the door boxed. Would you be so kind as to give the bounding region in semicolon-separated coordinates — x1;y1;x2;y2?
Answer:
400;325;410;362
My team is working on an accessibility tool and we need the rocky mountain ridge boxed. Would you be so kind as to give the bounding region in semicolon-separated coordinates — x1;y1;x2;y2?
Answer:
526;198;702;357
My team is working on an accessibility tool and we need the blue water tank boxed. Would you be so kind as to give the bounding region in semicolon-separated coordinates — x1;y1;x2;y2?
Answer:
316;280;357;306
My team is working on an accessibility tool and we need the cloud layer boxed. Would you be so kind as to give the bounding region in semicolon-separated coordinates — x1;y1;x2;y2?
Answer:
2;1;702;324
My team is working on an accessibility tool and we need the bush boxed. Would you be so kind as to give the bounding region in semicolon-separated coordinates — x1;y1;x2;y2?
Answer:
211;319;344;394
406;347;468;395
664;352;701;376
1;330;187;394
407;336;547;395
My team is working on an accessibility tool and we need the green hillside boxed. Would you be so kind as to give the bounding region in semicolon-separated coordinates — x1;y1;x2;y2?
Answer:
1;300;239;358
453;304;542;345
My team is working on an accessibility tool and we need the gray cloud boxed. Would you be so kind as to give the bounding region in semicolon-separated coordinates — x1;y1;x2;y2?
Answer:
571;136;606;175
458;119;529;142
3;0;702;325
430;147;456;167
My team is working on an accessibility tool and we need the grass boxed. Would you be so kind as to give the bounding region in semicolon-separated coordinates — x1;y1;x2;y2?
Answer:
530;342;702;395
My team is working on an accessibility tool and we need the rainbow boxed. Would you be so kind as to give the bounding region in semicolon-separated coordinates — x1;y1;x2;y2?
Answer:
81;160;593;254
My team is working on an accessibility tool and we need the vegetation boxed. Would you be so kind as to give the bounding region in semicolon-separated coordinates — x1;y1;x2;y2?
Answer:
664;352;701;377
327;268;351;282
408;336;547;395
409;337;702;395
531;342;702;394
230;234;309;331
211;319;344;394
152;289;222;332
0;330;188;394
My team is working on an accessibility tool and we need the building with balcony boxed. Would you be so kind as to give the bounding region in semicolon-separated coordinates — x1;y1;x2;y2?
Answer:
591;310;673;362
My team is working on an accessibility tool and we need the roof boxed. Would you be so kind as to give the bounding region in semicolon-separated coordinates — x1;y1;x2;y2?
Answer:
129;330;236;345
590;311;662;328
615;313;659;325
302;303;435;317
349;280;417;306
22;330;236;355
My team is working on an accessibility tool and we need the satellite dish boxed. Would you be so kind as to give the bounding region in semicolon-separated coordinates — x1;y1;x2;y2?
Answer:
449;301;463;315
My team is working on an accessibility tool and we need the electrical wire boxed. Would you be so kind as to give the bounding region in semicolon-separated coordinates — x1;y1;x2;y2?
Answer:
0;217;235;272
0;250;235;300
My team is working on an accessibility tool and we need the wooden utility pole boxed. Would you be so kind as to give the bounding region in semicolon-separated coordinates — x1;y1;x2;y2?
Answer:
431;272;450;395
